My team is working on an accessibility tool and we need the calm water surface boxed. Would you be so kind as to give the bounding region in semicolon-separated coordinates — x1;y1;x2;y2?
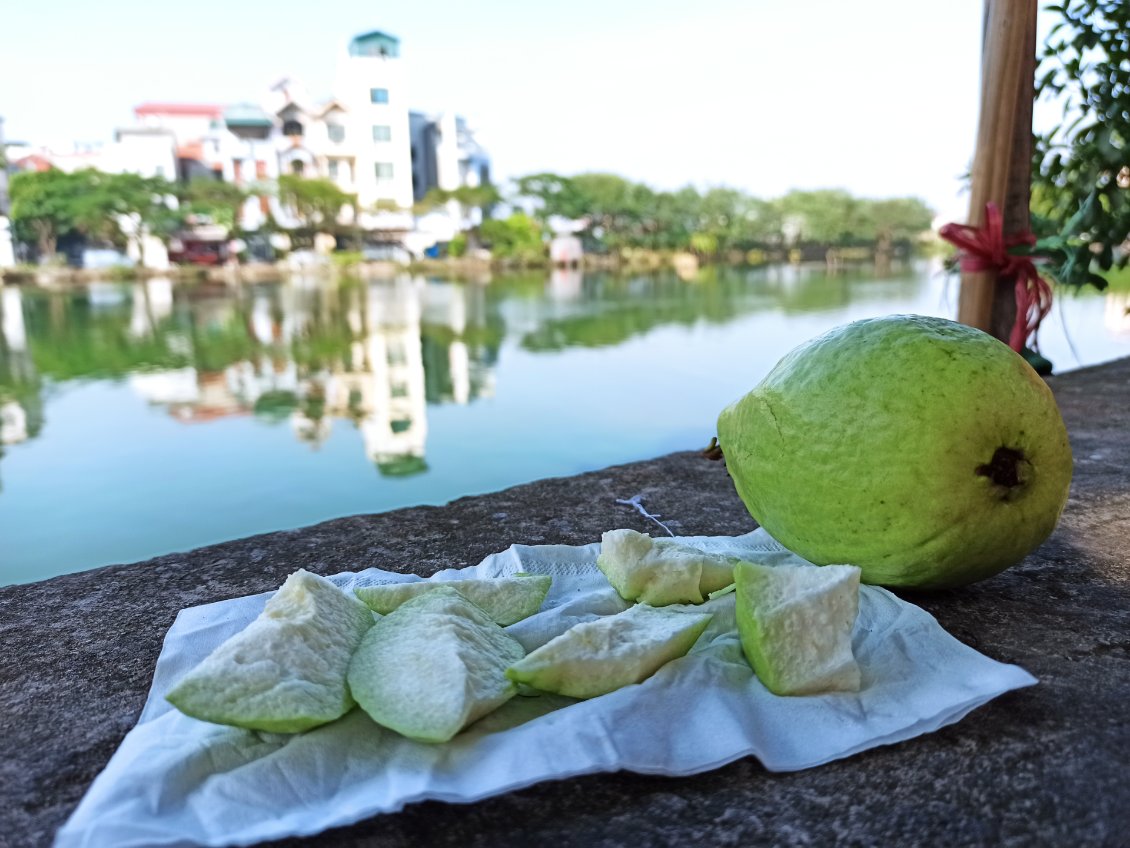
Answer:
2;262;1127;584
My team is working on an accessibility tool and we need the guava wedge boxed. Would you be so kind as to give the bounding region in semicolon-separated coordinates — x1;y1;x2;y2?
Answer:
734;560;861;696
354;574;551;625
506;604;713;699
166;569;375;733
597;528;737;605
347;587;525;742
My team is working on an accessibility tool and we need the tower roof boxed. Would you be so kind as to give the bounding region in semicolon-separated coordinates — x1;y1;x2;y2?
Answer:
349;30;400;58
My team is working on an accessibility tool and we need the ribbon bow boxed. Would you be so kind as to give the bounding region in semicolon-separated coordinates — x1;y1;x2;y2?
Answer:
939;202;1053;353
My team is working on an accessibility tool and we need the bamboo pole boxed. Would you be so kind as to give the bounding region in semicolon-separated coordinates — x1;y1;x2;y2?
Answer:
958;0;1038;341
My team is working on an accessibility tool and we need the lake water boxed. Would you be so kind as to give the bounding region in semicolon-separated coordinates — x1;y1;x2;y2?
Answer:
2;262;1128;585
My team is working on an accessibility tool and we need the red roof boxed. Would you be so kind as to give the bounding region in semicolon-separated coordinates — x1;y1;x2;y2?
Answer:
135;102;224;118
14;154;53;172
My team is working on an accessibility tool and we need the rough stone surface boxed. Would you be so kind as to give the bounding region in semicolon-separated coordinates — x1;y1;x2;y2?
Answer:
2;357;1129;848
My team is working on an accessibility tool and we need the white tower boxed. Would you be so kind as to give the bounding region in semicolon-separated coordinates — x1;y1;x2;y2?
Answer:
334;31;415;228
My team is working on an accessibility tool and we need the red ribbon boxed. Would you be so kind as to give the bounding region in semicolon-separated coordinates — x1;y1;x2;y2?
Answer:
939;202;1053;353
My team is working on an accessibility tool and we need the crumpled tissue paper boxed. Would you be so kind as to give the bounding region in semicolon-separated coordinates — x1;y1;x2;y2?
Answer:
55;529;1036;848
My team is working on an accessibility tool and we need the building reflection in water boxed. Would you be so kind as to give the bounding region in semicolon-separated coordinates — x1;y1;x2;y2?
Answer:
0;286;43;453
4;266;1130;493
119;274;495;476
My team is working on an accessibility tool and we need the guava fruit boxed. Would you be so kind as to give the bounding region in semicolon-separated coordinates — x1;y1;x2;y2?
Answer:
734;560;861;696
166;569;375;733
354;574;551;625
717;315;1073;588
597;529;736;605
506;604;713;699
347;587;525;742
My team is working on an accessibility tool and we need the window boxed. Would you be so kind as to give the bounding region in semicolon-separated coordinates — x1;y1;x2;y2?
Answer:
290;160;305;176
375;163;394;181
327;124;345;143
328;160;339;179
370;88;389;104
372;125;391;142
282;119;303;137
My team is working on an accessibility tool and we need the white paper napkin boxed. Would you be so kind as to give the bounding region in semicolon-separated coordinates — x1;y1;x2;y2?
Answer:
54;530;1036;848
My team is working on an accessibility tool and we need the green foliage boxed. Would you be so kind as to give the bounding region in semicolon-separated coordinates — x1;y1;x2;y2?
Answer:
510;173;934;256
178;179;247;231
413;184;501;218
778;190;866;244
1033;0;1130;289
9;169;179;260
21;291;191;379
448;233;467;257
479;212;543;261
278;175;355;228
9;169;79;258
253;390;300;423
330;251;364;268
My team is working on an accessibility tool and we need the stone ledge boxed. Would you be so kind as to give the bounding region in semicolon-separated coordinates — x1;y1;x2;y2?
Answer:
2;358;1129;847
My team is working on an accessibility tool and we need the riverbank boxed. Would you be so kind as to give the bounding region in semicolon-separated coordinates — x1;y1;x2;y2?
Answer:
0;248;916;287
2;355;1128;846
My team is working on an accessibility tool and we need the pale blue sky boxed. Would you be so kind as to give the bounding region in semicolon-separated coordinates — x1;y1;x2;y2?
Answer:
1;0;1059;220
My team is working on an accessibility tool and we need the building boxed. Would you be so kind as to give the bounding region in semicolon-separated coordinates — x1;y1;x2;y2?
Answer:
105;127;177;181
216;104;278;231
132;103;226;182
408;112;491;203
29;29;491;251
333;31;414;225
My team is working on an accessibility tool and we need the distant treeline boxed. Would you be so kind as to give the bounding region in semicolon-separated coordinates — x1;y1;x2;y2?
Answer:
6;165;936;266
508;173;936;256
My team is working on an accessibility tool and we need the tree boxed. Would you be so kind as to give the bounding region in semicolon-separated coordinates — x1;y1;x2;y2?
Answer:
511;173;588;223
450;183;500;215
866;198;935;244
1032;0;1130;289
776;190;870;245
510;172;936;257
479;212;543;262
10;169;184;262
277;175;355;229
179;179;248;231
9;169;83;259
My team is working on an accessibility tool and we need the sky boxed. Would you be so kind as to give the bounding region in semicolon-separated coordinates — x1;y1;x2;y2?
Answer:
0;0;1061;222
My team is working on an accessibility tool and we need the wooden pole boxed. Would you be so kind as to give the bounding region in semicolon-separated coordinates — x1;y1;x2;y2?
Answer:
958;0;1038;342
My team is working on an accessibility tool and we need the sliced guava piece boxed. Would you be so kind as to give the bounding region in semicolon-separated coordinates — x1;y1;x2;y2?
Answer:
596;528;737;605
166;569;375;733
734;560;862;696
505;604;713;699
347;586;525;743
354;573;551;625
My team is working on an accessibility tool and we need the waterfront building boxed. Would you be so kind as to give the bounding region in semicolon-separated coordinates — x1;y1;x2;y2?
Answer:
105;127;177;181
333;31;415;229
5;30;488;254
408;112;491;203
406;111;492;250
216;104;279;231
267;81;358;229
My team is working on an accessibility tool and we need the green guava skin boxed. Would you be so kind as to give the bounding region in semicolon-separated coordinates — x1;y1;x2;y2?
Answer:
717;315;1073;588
